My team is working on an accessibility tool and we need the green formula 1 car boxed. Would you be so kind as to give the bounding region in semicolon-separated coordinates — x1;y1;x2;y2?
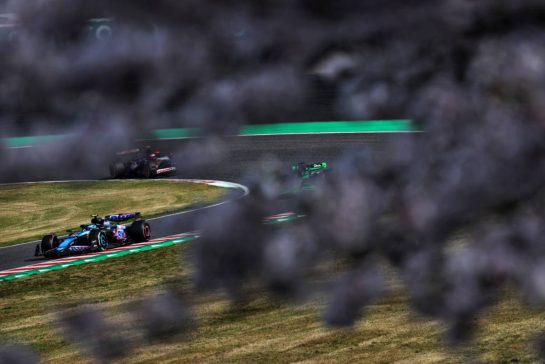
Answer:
292;162;328;182
276;161;329;199
268;161;329;219
288;161;328;194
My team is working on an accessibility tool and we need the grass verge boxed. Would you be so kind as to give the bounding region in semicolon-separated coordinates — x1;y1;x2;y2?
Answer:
0;180;226;247
1;244;544;363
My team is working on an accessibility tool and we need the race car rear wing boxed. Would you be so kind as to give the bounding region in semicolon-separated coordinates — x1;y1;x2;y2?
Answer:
105;212;142;222
115;148;141;156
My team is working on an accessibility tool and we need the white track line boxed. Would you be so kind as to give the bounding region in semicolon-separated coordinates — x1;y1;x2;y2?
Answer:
0;179;248;250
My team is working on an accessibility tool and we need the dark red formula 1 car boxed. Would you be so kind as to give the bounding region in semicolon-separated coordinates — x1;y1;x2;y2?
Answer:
109;146;176;178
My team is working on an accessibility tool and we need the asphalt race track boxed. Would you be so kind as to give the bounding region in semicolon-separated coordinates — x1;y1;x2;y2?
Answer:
0;133;404;272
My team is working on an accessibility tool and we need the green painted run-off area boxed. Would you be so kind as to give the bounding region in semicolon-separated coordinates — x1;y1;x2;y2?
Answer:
2;120;419;148
0;234;199;282
0;212;303;283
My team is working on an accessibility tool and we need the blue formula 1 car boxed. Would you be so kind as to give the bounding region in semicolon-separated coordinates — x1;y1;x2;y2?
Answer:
35;212;151;259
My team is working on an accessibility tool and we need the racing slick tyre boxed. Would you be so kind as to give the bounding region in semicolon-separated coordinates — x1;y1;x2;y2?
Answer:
41;234;59;257
141;162;151;179
295;162;307;177
89;230;108;252
128;220;151;242
94;24;112;40
109;162;125;178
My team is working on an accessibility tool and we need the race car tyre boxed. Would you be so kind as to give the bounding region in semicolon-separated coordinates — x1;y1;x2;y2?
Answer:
128;220;151;242
141;163;151;178
296;162;307;177
41;234;59;254
89;230;108;252
95;24;112;40
110;162;125;178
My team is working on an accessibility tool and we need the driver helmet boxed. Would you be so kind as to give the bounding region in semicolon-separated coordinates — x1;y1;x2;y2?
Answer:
91;216;104;225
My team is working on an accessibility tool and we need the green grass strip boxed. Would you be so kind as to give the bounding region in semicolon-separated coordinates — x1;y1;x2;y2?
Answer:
0;234;198;283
